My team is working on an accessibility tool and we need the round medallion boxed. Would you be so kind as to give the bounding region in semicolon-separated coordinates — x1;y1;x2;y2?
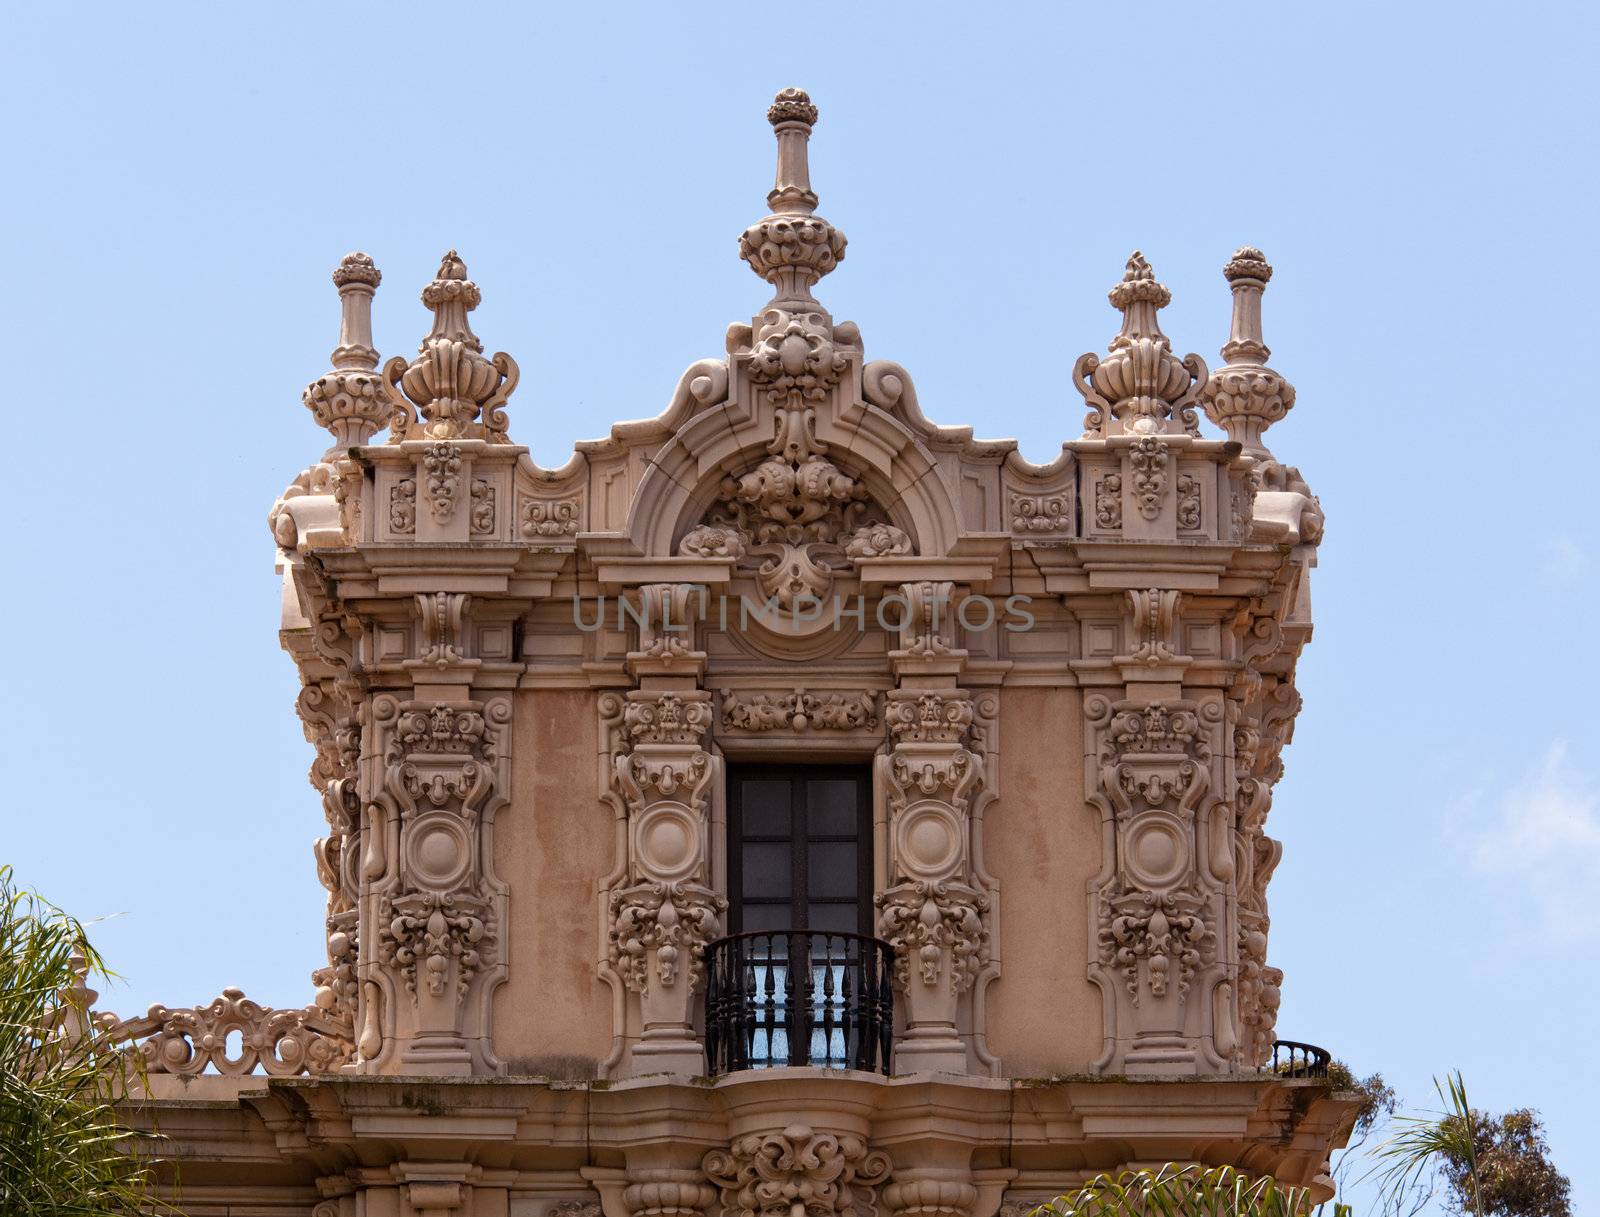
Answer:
632;802;701;882
894;801;962;881
1127;816;1187;887
404;814;470;888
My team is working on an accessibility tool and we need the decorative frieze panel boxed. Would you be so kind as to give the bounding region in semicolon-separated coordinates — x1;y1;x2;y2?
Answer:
719;690;879;733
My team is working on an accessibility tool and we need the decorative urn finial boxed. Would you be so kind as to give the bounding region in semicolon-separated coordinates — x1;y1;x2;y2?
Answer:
381;251;520;443
301;252;390;451
739;88;847;306
1199;246;1296;456
1073;251;1208;437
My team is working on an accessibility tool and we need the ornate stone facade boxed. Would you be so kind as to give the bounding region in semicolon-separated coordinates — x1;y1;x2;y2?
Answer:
112;90;1349;1217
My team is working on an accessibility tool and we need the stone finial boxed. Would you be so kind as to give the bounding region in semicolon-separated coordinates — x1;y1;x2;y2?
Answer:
301;251;390;451
739;88;847;306
381;251;519;443
1200;246;1296;455
1073;252;1208;437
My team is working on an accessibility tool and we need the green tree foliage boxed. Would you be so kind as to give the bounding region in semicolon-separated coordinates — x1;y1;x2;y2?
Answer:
1038;1163;1323;1216
0;865;166;1215
1373;1072;1570;1217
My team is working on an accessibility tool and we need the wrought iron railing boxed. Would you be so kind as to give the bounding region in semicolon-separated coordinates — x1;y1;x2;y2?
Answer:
704;930;893;1075
1267;1039;1331;1078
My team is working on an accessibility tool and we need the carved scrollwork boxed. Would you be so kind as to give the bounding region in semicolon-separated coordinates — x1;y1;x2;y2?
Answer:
675;404;909;609
607;880;725;992
884;690;975;745
1098;887;1213;1003
377;890;494;999
389;477;417;535
703;1125;891;1217
111;988;353;1078
422;442;462;524
720;690;878;732
1009;491;1072;533
876;880;990;993
520;496;580;538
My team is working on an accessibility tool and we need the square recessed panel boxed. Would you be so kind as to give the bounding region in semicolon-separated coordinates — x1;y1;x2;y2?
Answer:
1086;623;1119;656
377;629;409;662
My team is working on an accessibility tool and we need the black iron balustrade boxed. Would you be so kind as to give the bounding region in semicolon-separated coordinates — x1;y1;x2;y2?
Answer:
704;930;893;1075
1267;1039;1332;1078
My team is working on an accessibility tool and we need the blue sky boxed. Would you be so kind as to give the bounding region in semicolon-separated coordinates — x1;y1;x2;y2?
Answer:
3;2;1596;1211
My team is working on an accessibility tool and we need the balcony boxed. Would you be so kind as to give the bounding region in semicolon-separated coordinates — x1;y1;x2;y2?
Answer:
704;930;894;1075
1267;1039;1332;1078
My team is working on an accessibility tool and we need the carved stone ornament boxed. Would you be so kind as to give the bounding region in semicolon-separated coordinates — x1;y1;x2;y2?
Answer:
300;252;389;449
111;988;353;1077
720;690;879;732
678;405;909;610
1009;491;1072;533
1093;472;1123;529
389;476;417;534
520;495;580;538
1198;248;1296;457
1098;887;1212;1002
377;890;494;998
876;880;989;993
1074;252;1208;438
884;689;975;745
422;441;463;524
607;880;725;991
383;250;519;443
738;90;847;306
702;1125;892;1217
1128;437;1169;520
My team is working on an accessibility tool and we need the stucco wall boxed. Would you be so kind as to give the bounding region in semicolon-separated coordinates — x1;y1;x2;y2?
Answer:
983;685;1102;1075
493;688;613;1077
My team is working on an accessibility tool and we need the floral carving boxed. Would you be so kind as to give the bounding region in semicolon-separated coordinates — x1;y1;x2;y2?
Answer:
720;690;878;732
1009;492;1072;532
112;989;353;1077
680;524;747;559
389;477;417;534
1093;473;1123;529
521;496;580;538
422;442;462;524
607;881;725;991
1128;437;1169;520
1177;473;1201;530
876;881;989;993
702;1125;891;1217
470;478;495;535
1098;888;1212;1002
378;891;493;999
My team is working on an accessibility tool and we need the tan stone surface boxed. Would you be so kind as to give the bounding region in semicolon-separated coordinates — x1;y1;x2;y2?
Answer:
983;687;1101;1074
494;689;613;1078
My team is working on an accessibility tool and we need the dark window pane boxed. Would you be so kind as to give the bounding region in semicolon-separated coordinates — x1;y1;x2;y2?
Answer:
807;779;859;835
740;779;792;835
805;902;862;935
741;904;795;937
808;841;857;898
743;843;792;896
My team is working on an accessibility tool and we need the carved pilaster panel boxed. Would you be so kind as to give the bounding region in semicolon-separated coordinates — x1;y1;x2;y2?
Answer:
876;687;997;1074
360;695;512;1075
1085;693;1233;1075
601;688;724;1075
